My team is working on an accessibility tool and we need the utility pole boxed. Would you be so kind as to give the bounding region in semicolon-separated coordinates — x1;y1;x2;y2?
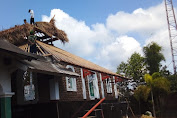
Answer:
164;0;177;74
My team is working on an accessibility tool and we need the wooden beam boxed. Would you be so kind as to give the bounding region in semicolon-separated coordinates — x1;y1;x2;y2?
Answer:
43;54;52;57
36;43;45;55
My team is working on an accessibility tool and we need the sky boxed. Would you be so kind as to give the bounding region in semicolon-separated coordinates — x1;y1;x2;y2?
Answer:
1;0;177;73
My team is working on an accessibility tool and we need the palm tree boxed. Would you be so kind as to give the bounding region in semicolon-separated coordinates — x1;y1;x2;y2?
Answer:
144;74;156;118
134;85;151;115
144;73;170;117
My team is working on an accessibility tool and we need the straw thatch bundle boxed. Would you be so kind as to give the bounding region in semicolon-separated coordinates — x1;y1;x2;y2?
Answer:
35;21;68;43
0;18;68;46
0;24;33;45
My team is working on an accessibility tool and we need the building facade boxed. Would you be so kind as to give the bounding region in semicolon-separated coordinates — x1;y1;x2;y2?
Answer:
0;21;128;118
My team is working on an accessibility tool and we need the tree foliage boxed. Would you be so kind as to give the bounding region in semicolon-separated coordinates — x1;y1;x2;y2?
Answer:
153;77;170;95
117;52;146;81
160;65;171;77
116;41;173;116
117;61;128;77
134;73;170;117
128;52;146;81
167;75;177;92
144;73;170;96
134;85;151;102
144;74;153;86
143;42;165;75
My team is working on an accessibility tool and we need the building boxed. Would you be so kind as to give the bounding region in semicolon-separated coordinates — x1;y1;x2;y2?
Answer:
0;19;128;118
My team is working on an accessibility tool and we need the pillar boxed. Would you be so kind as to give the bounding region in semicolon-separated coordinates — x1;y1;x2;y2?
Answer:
0;93;14;118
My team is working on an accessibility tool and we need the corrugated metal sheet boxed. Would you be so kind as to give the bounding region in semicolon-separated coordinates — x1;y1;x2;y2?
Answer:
37;41;121;77
21;60;80;77
0;39;37;59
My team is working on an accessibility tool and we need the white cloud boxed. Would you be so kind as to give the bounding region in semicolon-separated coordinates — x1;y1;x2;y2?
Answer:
145;29;171;58
42;9;142;72
96;36;142;71
42;2;176;73
145;29;173;72
42;9;95;57
106;2;166;34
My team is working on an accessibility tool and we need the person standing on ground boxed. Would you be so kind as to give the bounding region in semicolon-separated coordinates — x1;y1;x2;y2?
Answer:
28;30;37;53
28;9;34;25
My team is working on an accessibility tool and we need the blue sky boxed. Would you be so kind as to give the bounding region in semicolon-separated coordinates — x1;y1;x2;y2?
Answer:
1;0;163;29
1;0;177;73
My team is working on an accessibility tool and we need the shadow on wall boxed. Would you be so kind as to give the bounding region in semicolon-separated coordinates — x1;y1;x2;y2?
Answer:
0;85;3;95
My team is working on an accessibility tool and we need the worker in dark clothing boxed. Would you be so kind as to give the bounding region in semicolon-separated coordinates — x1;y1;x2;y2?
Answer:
28;30;37;53
24;19;27;24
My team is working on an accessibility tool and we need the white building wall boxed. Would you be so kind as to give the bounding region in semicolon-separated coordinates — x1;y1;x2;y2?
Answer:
80;68;87;99
0;56;15;97
99;73;105;98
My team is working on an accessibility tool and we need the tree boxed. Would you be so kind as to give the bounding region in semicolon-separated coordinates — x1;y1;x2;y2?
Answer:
160;65;171;77
117;52;146;82
134;85;151;102
144;73;156;118
128;52;146;81
167;75;177;92
117;61;128;77
143;42;165;75
134;85;151;115
153;77;170;95
143;73;170;117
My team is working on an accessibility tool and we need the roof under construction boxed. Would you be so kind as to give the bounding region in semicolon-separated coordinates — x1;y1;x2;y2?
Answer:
19;41;125;78
0;17;68;46
0;18;126;79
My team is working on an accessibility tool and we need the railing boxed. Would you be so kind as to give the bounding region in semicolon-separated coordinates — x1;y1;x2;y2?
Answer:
82;98;105;118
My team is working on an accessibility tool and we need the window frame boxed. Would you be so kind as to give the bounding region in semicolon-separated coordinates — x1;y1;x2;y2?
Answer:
66;65;77;92
87;72;100;100
23;71;36;101
106;78;112;93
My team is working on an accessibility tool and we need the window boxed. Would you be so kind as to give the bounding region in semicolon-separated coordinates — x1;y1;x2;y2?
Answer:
66;65;77;91
106;78;112;93
113;77;118;98
23;71;35;101
87;72;100;99
89;78;94;97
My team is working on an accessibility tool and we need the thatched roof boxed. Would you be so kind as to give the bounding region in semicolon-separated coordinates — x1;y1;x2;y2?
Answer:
0;19;68;46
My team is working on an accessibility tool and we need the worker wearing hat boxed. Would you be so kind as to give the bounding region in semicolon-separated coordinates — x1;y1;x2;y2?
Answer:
28;30;37;53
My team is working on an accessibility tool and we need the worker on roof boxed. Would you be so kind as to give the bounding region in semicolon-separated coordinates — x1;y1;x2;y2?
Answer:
24;19;27;24
28;9;35;25
28;30;37;53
